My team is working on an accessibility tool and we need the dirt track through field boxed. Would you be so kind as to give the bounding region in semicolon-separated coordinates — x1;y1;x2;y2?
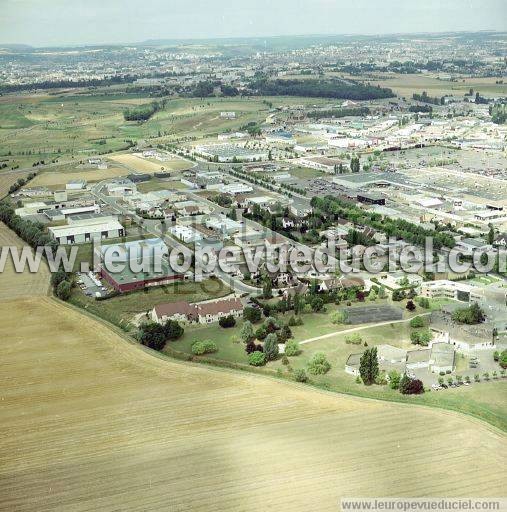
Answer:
0;295;505;512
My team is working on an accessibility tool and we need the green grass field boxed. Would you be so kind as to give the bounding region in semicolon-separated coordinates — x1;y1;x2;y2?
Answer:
0;92;333;170
167;300;506;430
136;178;189;193
289;166;325;179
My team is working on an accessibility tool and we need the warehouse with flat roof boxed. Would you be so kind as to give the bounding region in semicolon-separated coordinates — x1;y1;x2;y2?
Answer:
98;238;183;293
49;218;125;245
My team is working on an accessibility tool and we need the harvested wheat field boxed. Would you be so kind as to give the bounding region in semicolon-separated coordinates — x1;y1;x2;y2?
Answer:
31;167;129;188
0;222;49;301
108;153;191;173
0;296;505;512
0;171;31;199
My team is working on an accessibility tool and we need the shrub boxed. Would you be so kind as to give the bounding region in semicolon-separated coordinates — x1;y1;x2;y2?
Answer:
307;352;331;375
139;322;167;351
303;304;313;314
392;289;405;301
255;325;268;340
417;297;430;309
245;340;257;354
451;302;485;325
240;321;254;342
500;350;507;369
243;306;261;323
219;315;236;328
164;320;184;340
248;351;266;366
293;369;308;383
411;329;432;346
264;316;280;333
410;316;425;328
375;370;387;385
51;269;68;289
278;324;293;342
191;339;218;355
345;333;362;345
331;310;348;325
406;300;416;311
399;374;424;394
263;333;279;361
55;280;72;301
388;370;401;390
310;296;324;312
191;341;206;355
284;339;301;357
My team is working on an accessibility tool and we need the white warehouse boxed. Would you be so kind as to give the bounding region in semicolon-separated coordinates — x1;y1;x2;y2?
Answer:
169;225;203;244
49;218;125;245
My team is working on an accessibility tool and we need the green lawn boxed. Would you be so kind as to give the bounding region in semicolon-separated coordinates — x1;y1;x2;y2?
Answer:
137;179;188;193
466;275;501;286
289;166;325;180
165;301;507;431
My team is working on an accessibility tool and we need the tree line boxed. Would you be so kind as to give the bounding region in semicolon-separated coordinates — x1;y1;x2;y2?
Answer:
249;79;395;100
311;196;456;250
307;107;370;119
123;99;166;121
412;91;444;106
0;202;57;253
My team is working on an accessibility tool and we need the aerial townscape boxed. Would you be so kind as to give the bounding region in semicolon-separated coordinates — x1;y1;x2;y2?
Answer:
0;1;506;510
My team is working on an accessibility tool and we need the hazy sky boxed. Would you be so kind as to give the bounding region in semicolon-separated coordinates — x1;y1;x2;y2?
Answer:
2;0;506;47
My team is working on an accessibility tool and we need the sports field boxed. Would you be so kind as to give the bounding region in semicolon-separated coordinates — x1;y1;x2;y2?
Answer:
0;296;505;511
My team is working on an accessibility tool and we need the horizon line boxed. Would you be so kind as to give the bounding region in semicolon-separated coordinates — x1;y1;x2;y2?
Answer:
0;29;505;51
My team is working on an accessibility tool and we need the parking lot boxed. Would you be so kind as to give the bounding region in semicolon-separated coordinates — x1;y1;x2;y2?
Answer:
77;272;108;299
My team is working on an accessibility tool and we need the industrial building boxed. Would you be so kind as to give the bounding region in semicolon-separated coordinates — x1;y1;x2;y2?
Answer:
49;218;125;245
98;238;182;293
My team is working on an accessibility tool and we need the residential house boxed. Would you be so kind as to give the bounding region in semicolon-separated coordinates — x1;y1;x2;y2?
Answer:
152;297;244;325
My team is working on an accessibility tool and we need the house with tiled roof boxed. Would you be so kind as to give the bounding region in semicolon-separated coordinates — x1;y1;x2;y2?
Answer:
152;297;243;325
